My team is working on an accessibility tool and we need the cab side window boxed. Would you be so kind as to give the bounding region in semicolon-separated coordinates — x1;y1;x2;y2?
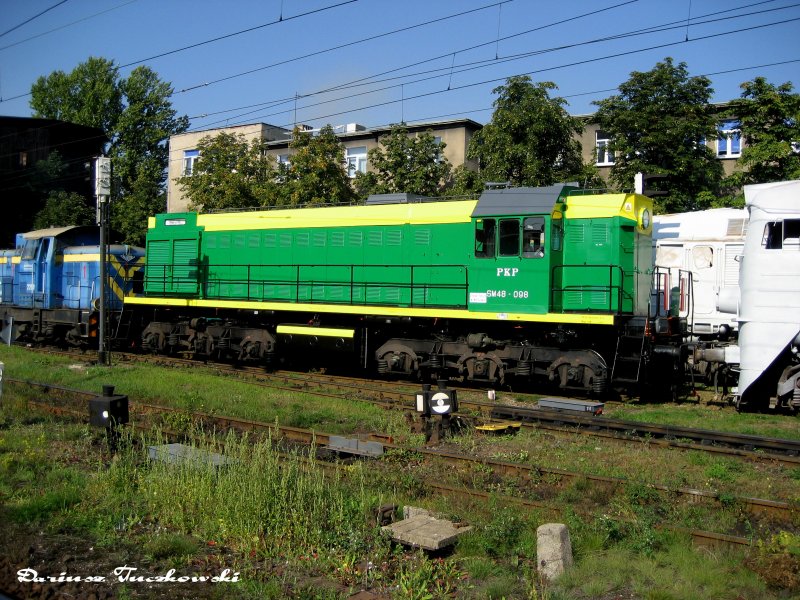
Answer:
523;217;545;257
21;239;39;260
499;219;520;256
763;219;800;250
475;219;496;258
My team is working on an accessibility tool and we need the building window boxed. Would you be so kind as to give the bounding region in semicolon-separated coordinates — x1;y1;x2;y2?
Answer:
19;151;28;167
345;146;367;178
595;131;614;165
183;149;199;176
433;136;443;163
716;120;741;158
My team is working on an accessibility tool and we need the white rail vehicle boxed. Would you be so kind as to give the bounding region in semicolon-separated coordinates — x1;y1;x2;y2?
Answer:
653;208;748;338
735;180;800;410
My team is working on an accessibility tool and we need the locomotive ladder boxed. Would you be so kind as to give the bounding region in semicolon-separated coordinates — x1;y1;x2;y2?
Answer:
610;332;646;387
113;307;134;345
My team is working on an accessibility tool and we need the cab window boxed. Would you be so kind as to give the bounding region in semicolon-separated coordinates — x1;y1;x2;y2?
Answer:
21;239;39;260
763;219;800;250
475;219;496;258
499;219;519;256
523;217;545;257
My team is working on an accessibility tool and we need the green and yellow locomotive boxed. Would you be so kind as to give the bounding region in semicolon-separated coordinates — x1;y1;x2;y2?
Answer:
126;184;684;394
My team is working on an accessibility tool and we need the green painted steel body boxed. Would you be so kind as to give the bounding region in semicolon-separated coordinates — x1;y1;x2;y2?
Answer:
141;188;653;321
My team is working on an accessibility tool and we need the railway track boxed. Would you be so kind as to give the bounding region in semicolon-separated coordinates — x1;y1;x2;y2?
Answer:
15;346;800;466
6;378;797;541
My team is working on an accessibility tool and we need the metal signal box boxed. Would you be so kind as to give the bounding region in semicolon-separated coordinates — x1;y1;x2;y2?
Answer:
89;385;129;428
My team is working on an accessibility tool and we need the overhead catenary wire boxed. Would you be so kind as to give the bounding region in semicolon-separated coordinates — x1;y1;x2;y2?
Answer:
268;18;800;130
0;51;795;186
154;55;799;173
0;0;138;52
0;2;796;156
175;0;513;94
187;0;797;130
195;12;800;133
0;48;797;170
118;0;360;69
180;0;638;100
0;0;359;105
0;0;70;39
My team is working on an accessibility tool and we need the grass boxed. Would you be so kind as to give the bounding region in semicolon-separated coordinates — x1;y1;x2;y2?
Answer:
0;344;412;439
605;401;800;441
2;344;800;597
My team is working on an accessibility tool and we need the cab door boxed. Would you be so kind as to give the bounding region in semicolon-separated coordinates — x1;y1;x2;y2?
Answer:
469;216;550;314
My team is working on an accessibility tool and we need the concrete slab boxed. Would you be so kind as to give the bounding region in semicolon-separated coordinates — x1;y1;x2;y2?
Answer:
382;515;472;551
327;435;384;457
148;443;231;469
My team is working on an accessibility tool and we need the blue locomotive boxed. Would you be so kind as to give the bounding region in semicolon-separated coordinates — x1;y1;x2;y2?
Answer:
0;226;144;346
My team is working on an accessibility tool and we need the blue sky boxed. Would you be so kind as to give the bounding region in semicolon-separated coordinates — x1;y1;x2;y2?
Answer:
1;0;797;133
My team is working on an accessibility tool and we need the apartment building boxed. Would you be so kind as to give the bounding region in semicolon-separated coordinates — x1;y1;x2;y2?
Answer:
578;108;745;180
167;119;482;213
167;108;752;213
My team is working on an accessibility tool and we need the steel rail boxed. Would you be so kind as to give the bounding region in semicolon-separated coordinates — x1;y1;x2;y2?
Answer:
12;347;800;464
20;395;752;552
9;378;795;525
112;350;800;463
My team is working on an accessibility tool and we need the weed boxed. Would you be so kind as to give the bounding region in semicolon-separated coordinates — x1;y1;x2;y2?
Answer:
480;505;525;558
145;533;199;561
160;410;195;433
395;553;462;599
704;460;739;484
482;574;516;599
462;556;498;579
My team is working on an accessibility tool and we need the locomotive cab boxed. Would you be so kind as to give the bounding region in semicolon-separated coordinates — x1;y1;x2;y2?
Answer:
0;226;144;346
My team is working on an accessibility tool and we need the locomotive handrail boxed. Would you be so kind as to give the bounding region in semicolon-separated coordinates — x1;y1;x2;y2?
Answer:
143;262;470;309
550;264;630;314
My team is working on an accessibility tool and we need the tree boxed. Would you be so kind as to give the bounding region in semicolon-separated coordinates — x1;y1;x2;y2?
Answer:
593;57;723;212
33;191;95;229
178;133;279;211
355;124;452;197
23;151;97;233
30;57;188;244
468;76;586;187
443;164;485;197
729;77;800;185
282;125;356;206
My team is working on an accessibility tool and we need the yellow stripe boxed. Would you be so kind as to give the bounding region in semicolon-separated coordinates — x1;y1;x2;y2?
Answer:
565;193;653;234
108;255;124;302
0;257;6;265
11;256;21;264
190;200;478;232
276;325;355;338
63;254;101;262
125;296;615;325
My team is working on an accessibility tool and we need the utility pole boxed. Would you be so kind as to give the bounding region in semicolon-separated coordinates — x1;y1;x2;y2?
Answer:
94;156;112;366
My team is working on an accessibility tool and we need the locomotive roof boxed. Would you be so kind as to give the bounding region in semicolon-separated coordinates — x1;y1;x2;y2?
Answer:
744;179;800;215
653;208;749;242
471;184;573;217
22;226;95;240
